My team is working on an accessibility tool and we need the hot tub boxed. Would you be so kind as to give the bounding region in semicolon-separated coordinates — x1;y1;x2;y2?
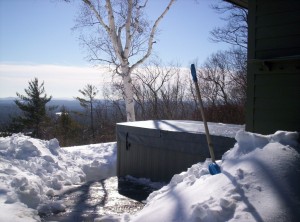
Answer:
116;120;244;182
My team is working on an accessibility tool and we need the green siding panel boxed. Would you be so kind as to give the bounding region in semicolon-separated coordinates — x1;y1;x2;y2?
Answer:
256;48;300;59
256;23;300;39
254;0;300;59
247;63;300;133
256;0;300;15
253;121;299;134
246;0;300;134
256;36;300;51
254;85;300;97
253;109;300;122
256;12;300;27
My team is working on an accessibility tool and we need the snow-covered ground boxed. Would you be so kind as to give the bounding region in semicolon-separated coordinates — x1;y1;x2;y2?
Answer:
0;134;116;221
0;129;299;222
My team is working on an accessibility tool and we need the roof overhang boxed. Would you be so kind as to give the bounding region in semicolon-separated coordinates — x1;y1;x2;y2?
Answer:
224;0;248;9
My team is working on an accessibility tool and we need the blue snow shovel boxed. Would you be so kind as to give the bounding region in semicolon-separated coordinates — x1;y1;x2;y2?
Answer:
190;64;221;175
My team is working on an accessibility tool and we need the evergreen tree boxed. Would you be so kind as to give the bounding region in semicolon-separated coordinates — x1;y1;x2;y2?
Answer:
14;78;52;138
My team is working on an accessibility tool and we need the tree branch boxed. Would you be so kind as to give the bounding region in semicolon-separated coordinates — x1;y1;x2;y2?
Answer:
130;0;175;72
82;0;110;32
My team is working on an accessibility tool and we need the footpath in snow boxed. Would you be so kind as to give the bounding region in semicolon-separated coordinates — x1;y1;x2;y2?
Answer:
0;129;300;221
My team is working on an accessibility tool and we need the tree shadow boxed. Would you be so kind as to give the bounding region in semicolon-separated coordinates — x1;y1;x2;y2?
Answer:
153;120;188;132
42;180;107;222
222;170;264;222
223;154;300;222
42;177;150;222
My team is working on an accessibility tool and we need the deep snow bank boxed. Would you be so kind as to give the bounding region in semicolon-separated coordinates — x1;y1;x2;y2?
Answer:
0;134;116;222
1;130;300;222
108;130;300;222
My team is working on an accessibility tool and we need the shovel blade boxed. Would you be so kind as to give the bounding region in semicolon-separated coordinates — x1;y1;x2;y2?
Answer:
209;163;221;175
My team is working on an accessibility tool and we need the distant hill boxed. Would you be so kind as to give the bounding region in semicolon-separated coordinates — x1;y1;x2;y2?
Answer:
0;98;19;125
48;99;82;111
0;98;84;125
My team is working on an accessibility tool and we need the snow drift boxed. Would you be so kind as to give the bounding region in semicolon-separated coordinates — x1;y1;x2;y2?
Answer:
122;130;300;222
0;129;299;222
0;133;116;222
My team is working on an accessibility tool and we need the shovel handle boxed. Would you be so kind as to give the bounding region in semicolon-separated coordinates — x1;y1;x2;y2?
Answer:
190;64;216;163
191;64;198;83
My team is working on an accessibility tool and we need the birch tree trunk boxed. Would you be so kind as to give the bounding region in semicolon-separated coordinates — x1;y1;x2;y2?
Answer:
121;66;135;122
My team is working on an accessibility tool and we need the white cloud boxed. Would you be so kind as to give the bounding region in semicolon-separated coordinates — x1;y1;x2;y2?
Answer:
0;63;112;99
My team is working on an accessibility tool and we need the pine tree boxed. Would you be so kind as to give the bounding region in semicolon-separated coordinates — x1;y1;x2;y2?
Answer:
14;78;52;138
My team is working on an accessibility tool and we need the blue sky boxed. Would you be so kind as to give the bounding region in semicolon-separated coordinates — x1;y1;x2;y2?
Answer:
0;0;229;98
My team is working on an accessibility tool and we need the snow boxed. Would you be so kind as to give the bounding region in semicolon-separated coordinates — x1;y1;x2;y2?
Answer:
0;133;116;221
122;130;300;222
118;120;244;137
0;128;299;222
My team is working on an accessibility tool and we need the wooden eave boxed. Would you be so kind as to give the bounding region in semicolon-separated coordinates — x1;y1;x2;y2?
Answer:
224;0;248;9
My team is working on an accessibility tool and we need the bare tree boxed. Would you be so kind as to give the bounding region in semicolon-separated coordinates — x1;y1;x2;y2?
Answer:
159;69;187;119
210;1;248;49
208;0;247;123
132;60;192;120
103;81;126;121
107;59;192;120
226;47;247;105
132;59;174;119
72;0;176;121
196;48;247;123
198;52;231;106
